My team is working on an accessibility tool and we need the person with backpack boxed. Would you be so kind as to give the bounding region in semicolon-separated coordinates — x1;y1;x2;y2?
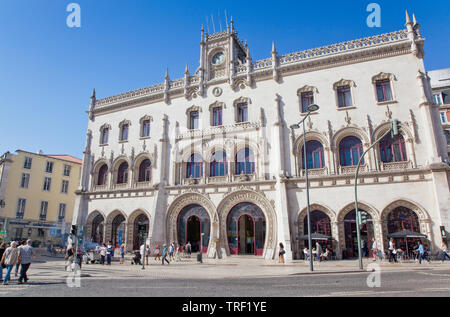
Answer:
161;244;170;265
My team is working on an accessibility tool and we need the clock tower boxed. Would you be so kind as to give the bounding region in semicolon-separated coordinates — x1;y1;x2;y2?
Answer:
197;17;248;94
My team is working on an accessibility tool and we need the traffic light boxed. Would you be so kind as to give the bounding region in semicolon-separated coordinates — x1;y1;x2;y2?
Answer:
71;225;78;236
391;119;402;137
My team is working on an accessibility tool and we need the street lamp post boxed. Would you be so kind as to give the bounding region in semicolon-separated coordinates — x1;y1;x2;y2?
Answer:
291;104;320;272
354;121;397;270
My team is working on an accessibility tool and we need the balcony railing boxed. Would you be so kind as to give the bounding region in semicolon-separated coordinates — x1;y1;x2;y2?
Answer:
339;165;367;175
301;167;328;177
381;161;411;171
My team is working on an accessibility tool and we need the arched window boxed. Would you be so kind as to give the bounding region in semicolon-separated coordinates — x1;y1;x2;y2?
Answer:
303;210;331;236
387;207;420;233
186;154;203;178
301;140;325;169
117;162;129;184
379;134;407;163
235;148;255;175
101;128;109;145
97;164;108;186
210;151;227;177
339;136;364;167
138;159;151;182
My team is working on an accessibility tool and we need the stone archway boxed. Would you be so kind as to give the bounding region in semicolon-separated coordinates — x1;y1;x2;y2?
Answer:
166;192;217;257
105;210;127;246
380;199;433;249
337;202;381;259
85;210;106;244
126;210;151;252
217;189;277;260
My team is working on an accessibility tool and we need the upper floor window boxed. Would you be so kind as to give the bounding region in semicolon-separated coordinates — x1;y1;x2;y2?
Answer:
440;112;447;124
337;86;353;108
43;177;52;191
142;120;151;138
210;151;227;177
235;148;255;175
212;107;223;126
186;154;203;178
117;162;129;184
379;134;408;163
16;198;26;219
376;80;393;102
61;180;69;194
433;93;443;105
58;203;66;223
339;136;364;167
63;165;71;177
301;92;314;113
301;141;325;169
98;164;108;186
237;103;248;122
189;111;199;130
138;159;152;182
444;130;450;145
23;157;32;169
120;124;129;141
39;201;48;221
45;161;54;173
20;173;30;189
101;127;109;145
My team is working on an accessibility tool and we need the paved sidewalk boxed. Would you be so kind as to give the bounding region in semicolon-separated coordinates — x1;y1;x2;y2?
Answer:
21;254;450;283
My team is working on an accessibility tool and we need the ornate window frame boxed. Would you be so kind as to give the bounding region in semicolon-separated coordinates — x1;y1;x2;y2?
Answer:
297;85;319;115
233;97;252;123
118;119;131;143
333;79;357;110
209;101;225;127
139;115;153;139
99;124;111;146
372;72;397;106
186;105;202;130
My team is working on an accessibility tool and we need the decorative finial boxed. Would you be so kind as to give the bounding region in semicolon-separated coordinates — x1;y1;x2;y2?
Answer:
272;41;276;54
91;88;96;100
230;15;235;33
184;63;190;75
405;10;412;24
412;13;417;25
165;68;170;80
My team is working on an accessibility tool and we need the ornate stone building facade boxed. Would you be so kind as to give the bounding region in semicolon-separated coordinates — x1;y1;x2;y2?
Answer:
72;13;449;260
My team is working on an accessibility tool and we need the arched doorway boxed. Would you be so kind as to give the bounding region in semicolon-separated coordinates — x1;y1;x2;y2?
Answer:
111;214;126;247
91;214;104;244
343;210;374;258
303;210;332;250
227;203;266;256
177;205;210;253
387;206;421;256
133;214;149;250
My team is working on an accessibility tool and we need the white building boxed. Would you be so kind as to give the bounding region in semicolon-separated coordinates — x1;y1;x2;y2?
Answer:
72;13;449;261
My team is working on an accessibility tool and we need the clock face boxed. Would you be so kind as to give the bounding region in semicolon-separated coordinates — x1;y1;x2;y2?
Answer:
212;52;225;65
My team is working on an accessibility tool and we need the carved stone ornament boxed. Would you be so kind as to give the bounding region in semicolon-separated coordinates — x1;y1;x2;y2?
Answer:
212;87;223;97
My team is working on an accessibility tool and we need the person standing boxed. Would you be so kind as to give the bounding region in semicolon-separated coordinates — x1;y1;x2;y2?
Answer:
169;242;175;262
120;244;125;265
1;241;20;285
161;244;170;265
278;243;285;264
176;243;182;262
442;242;450;262
0;243;6;282
154;245;161;261
145;244;150;265
186;242;192;258
14;241;26;277
106;241;114;265
65;243;75;271
371;238;378;261
18;240;36;284
99;243;107;265
388;238;397;263
315;242;322;261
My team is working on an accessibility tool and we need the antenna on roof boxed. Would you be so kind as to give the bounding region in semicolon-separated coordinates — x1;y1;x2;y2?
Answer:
225;10;229;33
211;14;216;33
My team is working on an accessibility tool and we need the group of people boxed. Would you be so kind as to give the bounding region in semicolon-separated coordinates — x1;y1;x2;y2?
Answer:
0;240;36;285
302;242;334;262
141;241;193;265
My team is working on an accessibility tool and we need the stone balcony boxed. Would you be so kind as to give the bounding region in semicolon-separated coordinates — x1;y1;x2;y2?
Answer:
339;165;367;175
301;167;328;177
381;161;411;171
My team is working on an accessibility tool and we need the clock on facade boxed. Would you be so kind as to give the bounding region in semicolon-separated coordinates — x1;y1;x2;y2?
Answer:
212;52;225;65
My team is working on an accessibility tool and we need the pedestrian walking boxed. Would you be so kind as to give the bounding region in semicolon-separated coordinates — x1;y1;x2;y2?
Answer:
145;244;150;265
315;242;322;261
154;245;161;261
1;241;20;285
99;243;107;265
278;243;285;264
442;242;450;262
186;242;192;258
169;242;175;262
371;238;378;261
415;241;429;264
18;240;36;284
65;243;75;271
176;244;182;262
14;240;26;277
106;241;114;265
388;238;397;263
161;244;170;265
0;243;6;282
120;244;125;264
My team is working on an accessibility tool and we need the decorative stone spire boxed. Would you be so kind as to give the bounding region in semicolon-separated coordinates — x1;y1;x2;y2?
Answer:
271;41;279;82
230;15;235;33
201;25;205;43
164;68;170;81
88;88;96;120
164;68;170;104
405;10;412;25
405;10;418;56
271;41;277;54
184;63;190;76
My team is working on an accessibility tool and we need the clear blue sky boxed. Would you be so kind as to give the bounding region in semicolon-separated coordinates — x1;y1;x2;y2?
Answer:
1;0;449;158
